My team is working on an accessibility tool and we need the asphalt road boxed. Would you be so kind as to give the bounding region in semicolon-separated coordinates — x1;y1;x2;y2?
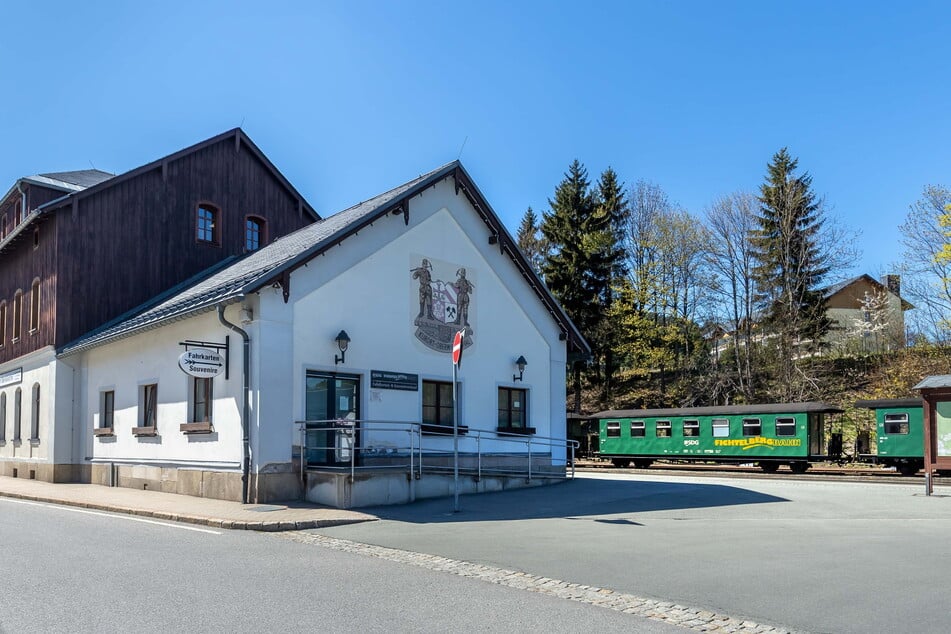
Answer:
0;496;683;634
315;472;951;634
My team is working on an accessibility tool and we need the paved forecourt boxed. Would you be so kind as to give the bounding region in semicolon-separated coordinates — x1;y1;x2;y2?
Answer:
313;471;951;634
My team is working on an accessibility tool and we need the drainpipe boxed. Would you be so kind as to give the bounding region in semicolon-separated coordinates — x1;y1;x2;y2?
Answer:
218;302;251;504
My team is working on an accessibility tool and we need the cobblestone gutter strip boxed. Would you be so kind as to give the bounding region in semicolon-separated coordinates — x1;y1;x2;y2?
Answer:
278;532;805;634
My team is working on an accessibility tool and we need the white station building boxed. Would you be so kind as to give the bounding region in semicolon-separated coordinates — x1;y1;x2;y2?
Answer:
57;162;588;507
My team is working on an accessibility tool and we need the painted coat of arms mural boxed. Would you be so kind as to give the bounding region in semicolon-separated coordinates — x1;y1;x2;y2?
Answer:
410;255;474;352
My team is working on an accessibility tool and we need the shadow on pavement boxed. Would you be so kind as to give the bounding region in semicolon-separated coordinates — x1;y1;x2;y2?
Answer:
358;476;787;523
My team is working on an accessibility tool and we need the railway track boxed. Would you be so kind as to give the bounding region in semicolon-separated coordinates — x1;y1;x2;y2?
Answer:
573;460;951;486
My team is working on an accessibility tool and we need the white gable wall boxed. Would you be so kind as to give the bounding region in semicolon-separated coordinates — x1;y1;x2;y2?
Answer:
252;178;568;468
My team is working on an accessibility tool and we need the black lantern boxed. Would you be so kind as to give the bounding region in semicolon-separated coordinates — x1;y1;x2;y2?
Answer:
513;355;527;382
334;330;350;365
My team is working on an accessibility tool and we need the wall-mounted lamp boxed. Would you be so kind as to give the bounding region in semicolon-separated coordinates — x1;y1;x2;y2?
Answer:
334;330;350;365
513;355;527;382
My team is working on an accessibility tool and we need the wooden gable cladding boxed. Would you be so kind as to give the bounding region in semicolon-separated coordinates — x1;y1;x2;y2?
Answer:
826;277;884;309
52;136;315;349
0;215;56;365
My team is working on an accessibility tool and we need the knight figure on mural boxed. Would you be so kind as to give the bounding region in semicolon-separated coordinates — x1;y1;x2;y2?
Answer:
410;256;475;352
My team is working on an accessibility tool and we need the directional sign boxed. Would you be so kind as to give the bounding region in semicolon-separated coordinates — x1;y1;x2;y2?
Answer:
178;349;224;378
452;330;465;366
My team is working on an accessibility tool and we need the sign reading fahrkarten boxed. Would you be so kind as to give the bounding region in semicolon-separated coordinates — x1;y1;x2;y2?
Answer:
178;349;224;378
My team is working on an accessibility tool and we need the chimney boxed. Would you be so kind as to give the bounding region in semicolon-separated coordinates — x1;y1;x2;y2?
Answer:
883;274;901;297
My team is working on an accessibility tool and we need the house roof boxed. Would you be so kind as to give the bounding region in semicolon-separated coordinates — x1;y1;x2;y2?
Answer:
31;169;115;190
0;129;320;257
824;274;914;310
913;375;951;391
59;161;590;357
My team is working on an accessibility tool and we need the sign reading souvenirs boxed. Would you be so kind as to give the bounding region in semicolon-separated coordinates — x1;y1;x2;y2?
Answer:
411;255;475;353
178;349;225;378
0;367;22;388
370;370;419;391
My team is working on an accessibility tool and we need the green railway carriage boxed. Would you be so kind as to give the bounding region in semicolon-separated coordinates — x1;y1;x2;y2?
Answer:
855;398;924;476
593;402;844;473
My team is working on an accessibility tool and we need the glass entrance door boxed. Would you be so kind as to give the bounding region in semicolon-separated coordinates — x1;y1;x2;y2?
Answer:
305;372;360;466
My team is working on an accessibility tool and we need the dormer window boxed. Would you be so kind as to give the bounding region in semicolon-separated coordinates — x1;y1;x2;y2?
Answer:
196;204;220;245
245;216;265;251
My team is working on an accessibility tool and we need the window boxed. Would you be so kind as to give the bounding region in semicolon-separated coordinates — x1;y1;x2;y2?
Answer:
0;392;5;442
884;413;910;435
196;204;219;244
683;419;700;437
422;380;455;429
776;417;796;437
12;290;22;341
712;418;730;438
245;217;265;251
13;387;21;442
498;387;532;433
656;420;671;437
14;199;21;226
33;227;39;249
192;377;213;423
30;383;39;442
29;279;40;333
742;418;761;436
101;390;115;430
134;383;158;435
606;421;621;438
0;301;6;346
630;420;645;437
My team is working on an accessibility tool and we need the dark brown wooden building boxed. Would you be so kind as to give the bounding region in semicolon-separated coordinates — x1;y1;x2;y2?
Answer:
0;128;319;363
0;129;318;481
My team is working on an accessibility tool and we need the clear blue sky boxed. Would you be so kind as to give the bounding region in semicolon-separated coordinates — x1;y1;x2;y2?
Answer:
2;1;948;277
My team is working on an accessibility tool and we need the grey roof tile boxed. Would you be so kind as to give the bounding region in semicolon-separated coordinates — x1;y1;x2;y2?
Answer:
37;169;115;189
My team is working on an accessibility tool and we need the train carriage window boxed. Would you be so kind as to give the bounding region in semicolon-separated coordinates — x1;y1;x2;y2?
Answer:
656;420;671;437
776;417;796;437
683;419;700;437
712;418;730;437
630;420;645;437
606;421;621;438
883;414;910;435
742;418;761;436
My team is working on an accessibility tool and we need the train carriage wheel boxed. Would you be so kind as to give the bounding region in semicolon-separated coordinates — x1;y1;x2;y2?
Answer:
611;458;632;468
633;459;653;469
759;462;780;473
789;461;810;474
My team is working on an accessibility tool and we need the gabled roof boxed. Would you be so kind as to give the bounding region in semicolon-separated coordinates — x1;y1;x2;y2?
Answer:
0;129;319;256
59;161;590;357
31;169;115;190
824;274;914;310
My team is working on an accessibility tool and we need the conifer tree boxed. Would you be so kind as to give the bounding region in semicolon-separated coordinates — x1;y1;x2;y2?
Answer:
541;160;598;412
516;206;546;276
751;148;831;399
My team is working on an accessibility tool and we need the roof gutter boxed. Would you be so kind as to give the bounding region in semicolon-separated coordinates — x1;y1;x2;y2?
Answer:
217;302;252;505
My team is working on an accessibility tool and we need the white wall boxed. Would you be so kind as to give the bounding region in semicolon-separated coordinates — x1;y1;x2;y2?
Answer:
0;347;55;463
252;178;567;466
80;311;244;470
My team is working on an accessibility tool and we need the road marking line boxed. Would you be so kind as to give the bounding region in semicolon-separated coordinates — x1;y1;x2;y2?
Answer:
0;498;222;534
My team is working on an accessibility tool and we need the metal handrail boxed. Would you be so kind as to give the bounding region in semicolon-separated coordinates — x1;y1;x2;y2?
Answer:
296;419;579;482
